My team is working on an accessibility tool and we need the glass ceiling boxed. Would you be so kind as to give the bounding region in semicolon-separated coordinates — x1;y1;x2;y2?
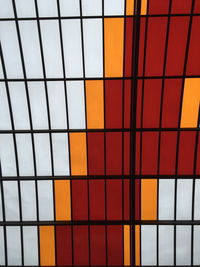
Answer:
0;0;200;266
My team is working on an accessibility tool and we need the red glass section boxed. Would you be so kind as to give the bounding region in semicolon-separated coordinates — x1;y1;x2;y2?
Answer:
87;132;105;175
138;17;146;76
124;132;130;175
186;17;200;75
136;80;143;128
165;17;190;76
162;79;182;128
107;225;123;266
124;80;131;128
135;178;141;220
159;131;177;175
89;180;105;220
171;0;192;13
106;132;122;175
135;132;141;175
107;179;122;220
105;80;123;129
90;226;106;266
73;226;89;266
194;0;200;12
56;226;72;266
178;131;196;175
141;132;159;175
124;18;133;77
142;79;162;128
148;0;170;14
72;180;88;220
145;17;168;76
124;179;130;220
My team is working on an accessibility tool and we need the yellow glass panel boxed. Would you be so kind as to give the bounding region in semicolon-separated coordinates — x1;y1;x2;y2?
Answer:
141;0;147;15
69;133;87;175
141;179;157;220
126;0;134;15
86;80;104;129
55;180;71;221
135;225;140;266
39;226;55;266
104;18;124;77
181;78;200;127
124;225;130;266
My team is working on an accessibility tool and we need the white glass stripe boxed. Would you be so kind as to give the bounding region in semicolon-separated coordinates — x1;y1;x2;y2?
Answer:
38;180;54;221
16;0;36;17
176;225;191;265
7;226;22;265
104;0;125;15
0;0;14;18
159;179;175;220
0;183;2;221
194;179;200;219
194;226;200;265
23;226;38;265
0;227;5;265
0;83;12;130
141;225;157;265
37;0;58;17
59;0;80;16
82;0;102;16
159;225;174;265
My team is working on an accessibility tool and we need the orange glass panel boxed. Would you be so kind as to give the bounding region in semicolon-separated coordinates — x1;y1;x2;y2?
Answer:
141;0;147;15
126;0;134;15
124;225;130;266
86;80;104;129
141;179;157;220
39;226;55;266
135;225;140;266
69;133;87;175
104;18;124;77
55;180;71;220
181;78;200;127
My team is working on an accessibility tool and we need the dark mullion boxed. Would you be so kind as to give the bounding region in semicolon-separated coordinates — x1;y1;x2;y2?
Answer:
0;162;8;266
1;12;200;21
79;1;91;266
2;74;200;82
156;1;173;265
0;42;23;265
174;1;195;266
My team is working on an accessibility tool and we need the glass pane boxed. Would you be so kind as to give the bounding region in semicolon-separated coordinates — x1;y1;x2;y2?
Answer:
194;179;200;219
194;226;200;265
15;0;36;17
0;227;5;265
159;225;174;265
159;179;175;220
141;225;157;265
38;180;54;221
82;0;102;16
0;0;14;18
0;82;12;130
23;226;38;265
176;225;191;265
37;0;58;17
59;0;80;16
104;0;125;15
6;226;22;265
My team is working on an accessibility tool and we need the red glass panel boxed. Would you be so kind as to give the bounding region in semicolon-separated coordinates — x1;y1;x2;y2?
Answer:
73;226;89;266
124;18;133;77
107;226;123;266
90;226;106;266
107;179;122;220
89;180;105;220
56;226;72;266
72;180;88;220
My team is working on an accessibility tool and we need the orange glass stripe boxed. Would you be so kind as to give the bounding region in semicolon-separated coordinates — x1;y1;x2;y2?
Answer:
86;80;104;129
141;0;147;15
104;18;124;77
181;78;200;127
126;0;134;15
141;179;157;220
39;226;55;266
69;133;87;175
135;225;140;266
55;180;71;221
124;225;130;266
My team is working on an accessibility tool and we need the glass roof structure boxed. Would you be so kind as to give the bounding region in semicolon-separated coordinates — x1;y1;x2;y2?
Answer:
0;0;200;266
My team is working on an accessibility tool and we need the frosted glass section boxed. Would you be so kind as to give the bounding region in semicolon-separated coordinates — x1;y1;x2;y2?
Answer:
141;225;157;265
0;83;12;130
38;180;54;220
82;0;102;15
59;0;80;16
159;179;175;220
104;0;125;15
0;227;5;265
23;226;38;265
16;0;36;17
159;225;174;265
37;0;58;17
176;226;191;265
7;226;22;265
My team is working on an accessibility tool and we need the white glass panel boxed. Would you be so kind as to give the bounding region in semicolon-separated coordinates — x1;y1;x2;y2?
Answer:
0;22;23;78
0;61;3;78
9;82;30;129
67;81;86;129
194;226;200;265
3;181;20;221
47;82;67;129
176;225;191;265
38;180;54;220
176;179;193;220
52;133;69;175
82;0;102;15
20;181;37;221
0;134;17;176
62;19;83;78
0;0;14;17
34;134;52;176
28;82;49;129
37;0;57;17
40;20;62;78
194;179;200;219
159;226;173;265
19;21;43;78
23;226;38;265
16;0;36;17
141;225;157;265
159;179;175;220
16;134;34;176
104;0;125;15
59;0;80;16
83;19;103;77
7;226;22;265
0;184;2;221
0;83;12;130
0;227;5;265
